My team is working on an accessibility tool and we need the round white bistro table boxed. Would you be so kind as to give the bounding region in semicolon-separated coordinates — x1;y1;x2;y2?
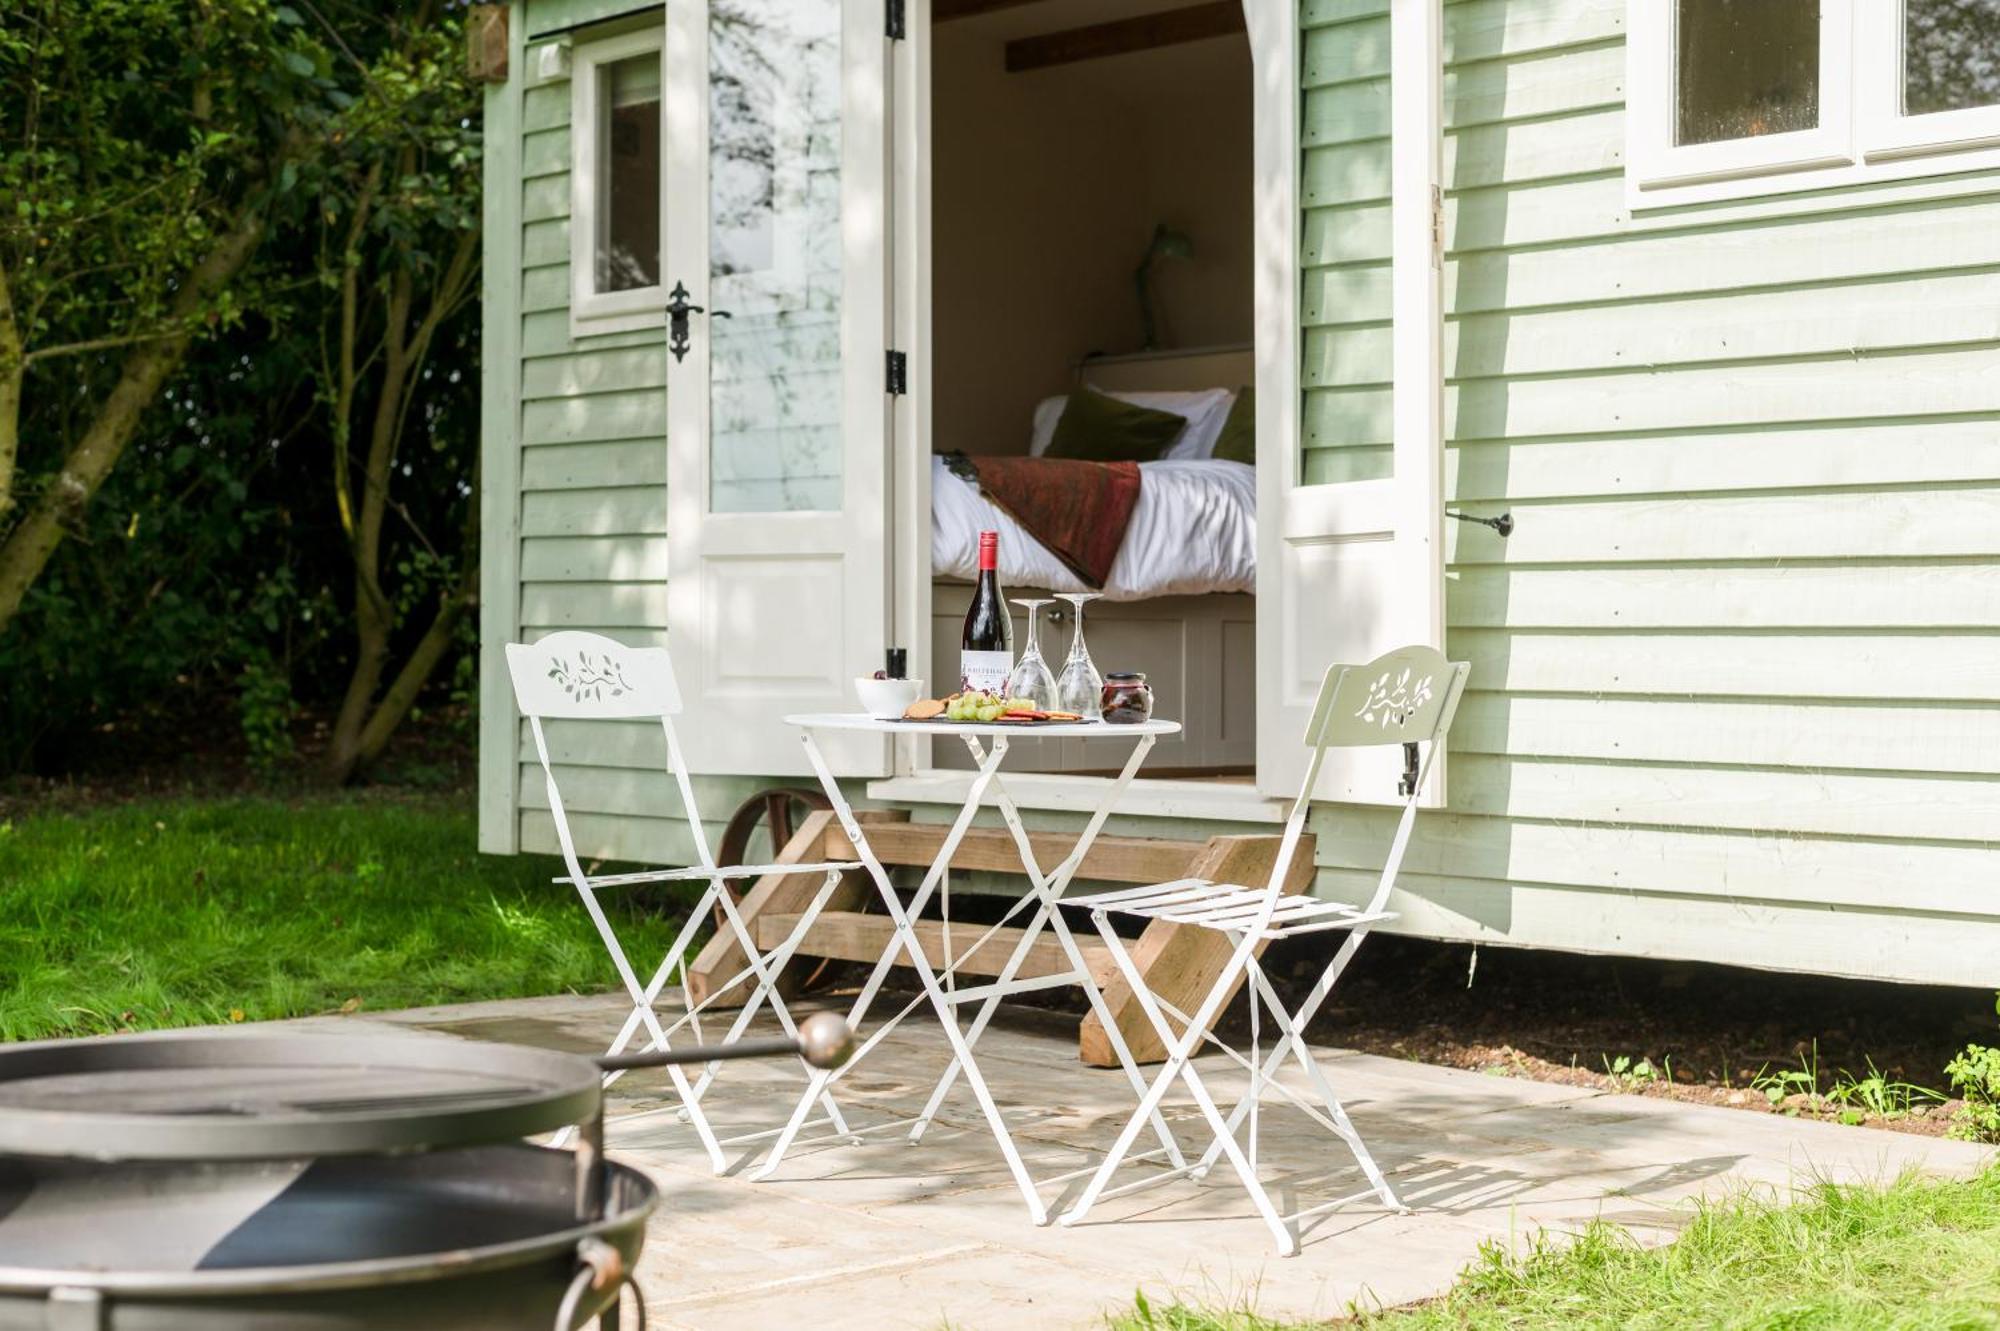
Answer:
753;712;1184;1224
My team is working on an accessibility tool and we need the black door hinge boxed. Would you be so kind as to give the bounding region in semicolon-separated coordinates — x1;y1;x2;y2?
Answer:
886;0;905;40
886;349;908;396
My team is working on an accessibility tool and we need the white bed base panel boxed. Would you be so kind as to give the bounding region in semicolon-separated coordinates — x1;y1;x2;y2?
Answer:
928;581;1255;774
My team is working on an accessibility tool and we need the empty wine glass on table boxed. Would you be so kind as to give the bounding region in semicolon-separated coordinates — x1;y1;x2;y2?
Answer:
1006;599;1059;710
1054;591;1104;721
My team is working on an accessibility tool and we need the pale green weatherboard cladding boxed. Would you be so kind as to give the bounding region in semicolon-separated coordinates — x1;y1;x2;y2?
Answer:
1299;0;2000;984
482;0;2000;985
483;0;750;865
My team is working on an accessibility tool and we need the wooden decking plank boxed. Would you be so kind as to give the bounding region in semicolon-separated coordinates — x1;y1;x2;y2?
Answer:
822;822;1197;884
754;910;1118;988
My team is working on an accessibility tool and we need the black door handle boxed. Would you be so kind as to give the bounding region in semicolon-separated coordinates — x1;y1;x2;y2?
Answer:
666;281;702;362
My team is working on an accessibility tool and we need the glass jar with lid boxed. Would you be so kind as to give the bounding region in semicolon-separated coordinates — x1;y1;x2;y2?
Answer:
1100;672;1153;724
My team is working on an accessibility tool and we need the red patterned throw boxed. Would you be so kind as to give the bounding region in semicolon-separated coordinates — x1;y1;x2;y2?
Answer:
946;453;1141;589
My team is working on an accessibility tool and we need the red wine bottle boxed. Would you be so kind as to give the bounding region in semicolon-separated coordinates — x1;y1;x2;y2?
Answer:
960;530;1013;694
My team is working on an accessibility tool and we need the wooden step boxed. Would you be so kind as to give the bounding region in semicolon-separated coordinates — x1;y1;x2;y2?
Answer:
822;822;1197;884
754;909;1118;987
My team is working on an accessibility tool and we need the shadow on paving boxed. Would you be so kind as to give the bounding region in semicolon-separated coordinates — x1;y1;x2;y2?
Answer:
370;990;1990;1330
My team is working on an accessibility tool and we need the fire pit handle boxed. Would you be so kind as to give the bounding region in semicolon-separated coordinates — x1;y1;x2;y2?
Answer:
593;1012;854;1074
556;1236;645;1331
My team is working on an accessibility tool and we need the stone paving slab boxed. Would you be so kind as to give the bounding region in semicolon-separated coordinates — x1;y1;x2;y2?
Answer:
360;991;1994;1329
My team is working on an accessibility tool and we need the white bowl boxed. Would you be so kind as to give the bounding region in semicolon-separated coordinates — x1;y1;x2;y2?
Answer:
855;676;924;719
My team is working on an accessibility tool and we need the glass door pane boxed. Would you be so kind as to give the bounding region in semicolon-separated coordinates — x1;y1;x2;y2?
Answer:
707;0;844;513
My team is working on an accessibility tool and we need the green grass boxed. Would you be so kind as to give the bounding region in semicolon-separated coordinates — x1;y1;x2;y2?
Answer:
1110;1166;2000;1331
0;795;685;1040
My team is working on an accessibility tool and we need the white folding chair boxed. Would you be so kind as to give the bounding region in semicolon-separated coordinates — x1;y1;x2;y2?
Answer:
506;632;861;1171
1058;645;1470;1255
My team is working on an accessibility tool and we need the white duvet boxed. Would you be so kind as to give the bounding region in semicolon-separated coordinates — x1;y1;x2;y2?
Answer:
931;455;1257;601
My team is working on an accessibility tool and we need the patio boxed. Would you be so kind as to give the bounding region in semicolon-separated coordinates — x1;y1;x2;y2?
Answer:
335;989;1991;1330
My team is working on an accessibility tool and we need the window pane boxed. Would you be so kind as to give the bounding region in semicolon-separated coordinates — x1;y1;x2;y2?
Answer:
1904;0;2000;116
598;54;661;294
707;0;843;513
1675;0;1821;145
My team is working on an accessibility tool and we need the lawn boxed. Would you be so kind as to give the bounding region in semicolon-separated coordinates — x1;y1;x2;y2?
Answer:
1112;1165;2000;1330
0;795;684;1040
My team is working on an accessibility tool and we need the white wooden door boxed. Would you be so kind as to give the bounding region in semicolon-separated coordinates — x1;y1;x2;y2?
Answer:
665;0;892;776
1254;0;1445;803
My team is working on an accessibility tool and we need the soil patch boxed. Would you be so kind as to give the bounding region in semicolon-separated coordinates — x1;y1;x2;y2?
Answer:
819;894;1992;1139
1263;935;1988;1136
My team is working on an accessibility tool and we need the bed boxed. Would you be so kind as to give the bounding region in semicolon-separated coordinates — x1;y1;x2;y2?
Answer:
929;345;1256;774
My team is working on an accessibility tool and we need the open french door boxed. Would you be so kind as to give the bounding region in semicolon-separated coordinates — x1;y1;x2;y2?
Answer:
664;0;893;776
1255;0;1445;804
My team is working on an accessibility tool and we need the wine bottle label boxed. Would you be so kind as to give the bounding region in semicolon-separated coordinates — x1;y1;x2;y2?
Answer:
959;650;1012;695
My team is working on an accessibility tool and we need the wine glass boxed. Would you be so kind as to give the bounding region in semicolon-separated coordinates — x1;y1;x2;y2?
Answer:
1006;598;1058;710
1054;592;1104;721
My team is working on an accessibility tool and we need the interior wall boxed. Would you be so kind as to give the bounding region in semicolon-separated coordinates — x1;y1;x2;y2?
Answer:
932;0;1252;457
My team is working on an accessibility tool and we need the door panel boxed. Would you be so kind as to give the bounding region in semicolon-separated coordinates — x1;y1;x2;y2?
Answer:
1256;0;1445;804
667;0;891;776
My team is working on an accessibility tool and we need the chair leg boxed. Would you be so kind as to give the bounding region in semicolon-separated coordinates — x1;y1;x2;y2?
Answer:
1194;927;1381;1179
573;883;726;1172
696;869;855;1141
1060;917;1295;1255
593;881;727;1082
1245;964;1402;1211
1173;1055;1298;1257
1059;917;1243;1219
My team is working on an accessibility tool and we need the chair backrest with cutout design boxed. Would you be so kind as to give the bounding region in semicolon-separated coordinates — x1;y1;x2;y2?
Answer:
504;632;715;883
505;631;682;721
1301;644;1468;755
1256;645;1471;931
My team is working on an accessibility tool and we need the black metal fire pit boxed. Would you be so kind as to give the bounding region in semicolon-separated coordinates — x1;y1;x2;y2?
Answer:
0;1017;851;1330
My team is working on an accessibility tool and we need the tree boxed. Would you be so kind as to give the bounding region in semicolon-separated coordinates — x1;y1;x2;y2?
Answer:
0;1;342;637
300;5;482;783
0;2;485;782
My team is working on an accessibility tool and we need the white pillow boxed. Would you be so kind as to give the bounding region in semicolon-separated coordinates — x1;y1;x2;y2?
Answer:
1026;387;1236;459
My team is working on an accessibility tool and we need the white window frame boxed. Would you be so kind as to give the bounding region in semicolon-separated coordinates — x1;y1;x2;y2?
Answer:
1627;0;1854;193
1627;0;2000;209
1856;1;2000;159
570;27;667;336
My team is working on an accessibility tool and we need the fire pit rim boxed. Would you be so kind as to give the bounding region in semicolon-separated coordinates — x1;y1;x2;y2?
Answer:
0;1031;603;1162
0;1155;657;1301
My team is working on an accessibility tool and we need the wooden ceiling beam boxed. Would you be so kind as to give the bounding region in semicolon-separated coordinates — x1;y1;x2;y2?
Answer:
1004;1;1245;73
932;0;1049;24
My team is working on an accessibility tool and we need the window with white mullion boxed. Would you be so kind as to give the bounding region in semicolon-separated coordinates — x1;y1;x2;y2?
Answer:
1857;0;2000;159
1628;0;1855;192
570;27;667;335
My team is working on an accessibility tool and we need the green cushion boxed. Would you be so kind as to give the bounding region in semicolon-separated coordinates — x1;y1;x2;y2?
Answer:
1212;387;1255;465
1043;387;1186;463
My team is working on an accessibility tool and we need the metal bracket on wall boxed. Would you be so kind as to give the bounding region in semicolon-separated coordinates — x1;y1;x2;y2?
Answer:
1445;509;1514;538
